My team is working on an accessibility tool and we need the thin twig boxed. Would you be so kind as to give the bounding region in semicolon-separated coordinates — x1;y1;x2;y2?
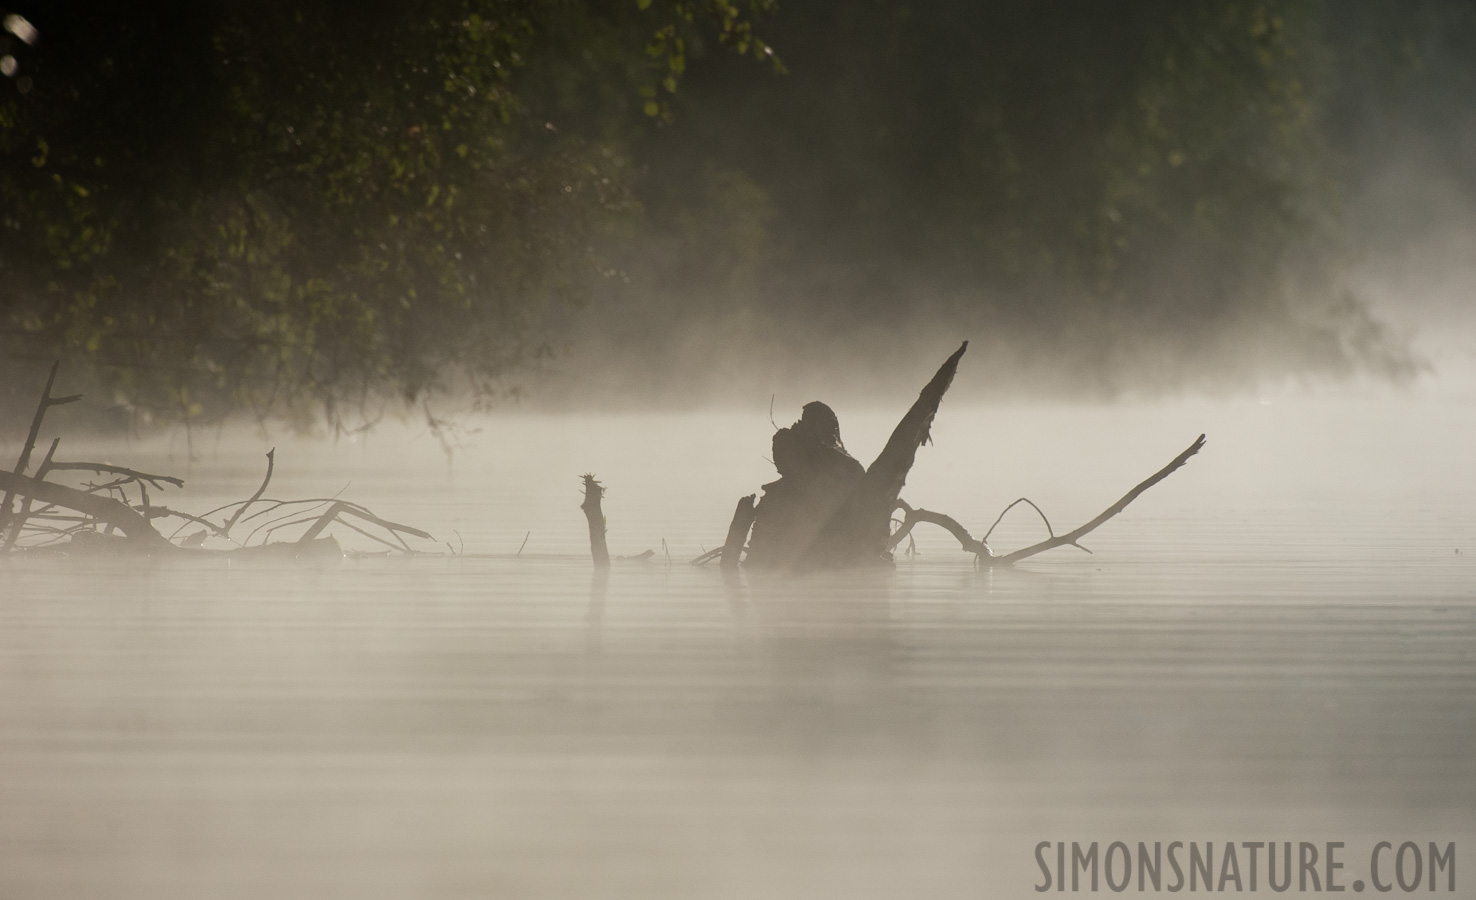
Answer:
221;448;273;538
691;547;724;566
335;516;407;553
995;434;1206;565
244;501;337;546
297;502;345;544
45;462;183;490
982;497;1055;544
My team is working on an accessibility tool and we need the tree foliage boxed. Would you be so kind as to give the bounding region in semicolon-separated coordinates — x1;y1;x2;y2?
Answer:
0;0;777;427
4;0;1470;422
609;0;1468;395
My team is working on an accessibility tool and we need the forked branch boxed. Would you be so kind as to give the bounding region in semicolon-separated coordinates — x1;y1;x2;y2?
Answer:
887;500;990;558
883;435;1205;567
994;434;1206;565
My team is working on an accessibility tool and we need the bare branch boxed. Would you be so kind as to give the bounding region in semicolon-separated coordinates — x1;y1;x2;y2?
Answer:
995;434;1206;565
0;470;175;550
982;497;1055;543
2;437;59;551
221;448;274;538
2;362;74;540
690;547;724;566
887;499;991;558
46;462;183;490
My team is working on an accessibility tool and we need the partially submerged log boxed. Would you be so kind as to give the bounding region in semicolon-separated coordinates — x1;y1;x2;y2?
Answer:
0;469;176;552
580;474;611;568
719;494;756;570
743;342;967;570
745;401;866;568
1;365;429;558
807;340;967;567
726;342;1203;570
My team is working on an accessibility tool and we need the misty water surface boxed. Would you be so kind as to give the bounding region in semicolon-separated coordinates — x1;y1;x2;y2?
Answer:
2;388;1473;898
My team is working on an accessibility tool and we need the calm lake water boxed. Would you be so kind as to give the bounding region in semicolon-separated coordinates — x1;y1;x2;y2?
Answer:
2;390;1474;898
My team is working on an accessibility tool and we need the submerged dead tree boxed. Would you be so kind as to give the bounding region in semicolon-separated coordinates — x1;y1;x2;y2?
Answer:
580;474;611;568
715;342;1204;570
1;365;430;557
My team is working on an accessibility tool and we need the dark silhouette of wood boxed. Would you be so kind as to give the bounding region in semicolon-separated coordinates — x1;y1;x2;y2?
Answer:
245;500;428;551
1;362;81;546
2;370;427;556
2;437;59;552
581;474;610;568
43;462;183;490
996;434;1205;564
691;547;724;566
221;448;274;539
745;401;867;568
878;434;1205;566
726;343;1201;570
886;500;988;558
802;341;968;567
982;497;1056;546
720;494;756;570
0;470;176;551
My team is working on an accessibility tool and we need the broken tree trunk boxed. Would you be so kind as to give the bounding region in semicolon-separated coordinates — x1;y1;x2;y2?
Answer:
800;341;967;568
720;494;756;570
727;342;1199;571
581;474;610;569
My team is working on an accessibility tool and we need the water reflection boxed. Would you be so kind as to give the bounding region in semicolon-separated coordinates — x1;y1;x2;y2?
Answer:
586;567;608;657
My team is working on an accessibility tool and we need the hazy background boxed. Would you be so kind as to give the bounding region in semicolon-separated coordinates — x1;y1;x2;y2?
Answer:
2;1;1473;429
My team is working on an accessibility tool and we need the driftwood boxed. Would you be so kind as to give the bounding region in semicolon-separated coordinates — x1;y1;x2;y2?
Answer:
992;434;1205;564
720;494;756;570
0;469;176;551
1;365;429;557
887;500;987;557
1;361;81;550
580;474;610;568
810;341;968;565
885;434;1207;566
738;342;967;570
721;343;1203;570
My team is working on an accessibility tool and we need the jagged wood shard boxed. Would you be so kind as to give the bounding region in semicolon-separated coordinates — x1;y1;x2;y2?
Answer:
800;341;967;568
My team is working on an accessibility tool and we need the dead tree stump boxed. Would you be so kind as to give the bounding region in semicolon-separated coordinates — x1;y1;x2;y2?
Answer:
580;474;611;569
745;342;967;570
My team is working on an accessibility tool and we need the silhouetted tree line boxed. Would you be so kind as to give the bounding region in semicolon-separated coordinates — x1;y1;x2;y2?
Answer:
2;0;1471;426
